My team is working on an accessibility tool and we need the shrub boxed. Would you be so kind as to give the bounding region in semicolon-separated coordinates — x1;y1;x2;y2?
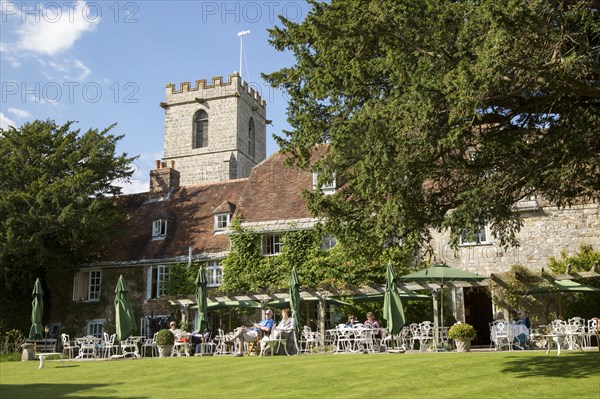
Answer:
156;329;175;346
448;323;476;340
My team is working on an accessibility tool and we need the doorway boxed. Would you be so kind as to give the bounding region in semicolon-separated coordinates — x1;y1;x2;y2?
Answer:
464;287;493;345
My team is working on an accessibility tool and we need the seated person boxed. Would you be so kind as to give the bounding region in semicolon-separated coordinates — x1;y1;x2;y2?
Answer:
228;309;274;357
274;308;296;338
169;321;183;337
345;315;358;328
273;308;297;355
514;310;531;349
494;311;506;322
363;312;381;329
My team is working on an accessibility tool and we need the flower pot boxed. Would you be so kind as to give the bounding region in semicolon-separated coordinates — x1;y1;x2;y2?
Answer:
455;339;472;352
157;345;173;358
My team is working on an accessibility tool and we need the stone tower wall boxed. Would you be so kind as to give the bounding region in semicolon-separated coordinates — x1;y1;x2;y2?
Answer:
162;73;267;186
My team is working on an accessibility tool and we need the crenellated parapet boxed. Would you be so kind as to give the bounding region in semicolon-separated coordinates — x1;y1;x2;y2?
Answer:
164;72;266;109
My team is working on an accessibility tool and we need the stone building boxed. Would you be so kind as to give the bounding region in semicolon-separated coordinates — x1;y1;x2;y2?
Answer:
43;73;600;344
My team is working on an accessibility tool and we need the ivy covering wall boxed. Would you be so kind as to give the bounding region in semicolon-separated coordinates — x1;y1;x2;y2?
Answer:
220;217;420;294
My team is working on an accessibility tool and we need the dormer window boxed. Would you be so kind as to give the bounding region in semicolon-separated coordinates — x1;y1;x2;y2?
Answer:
312;172;336;195
213;201;236;233
152;219;168;239
193;110;208;148
214;213;230;231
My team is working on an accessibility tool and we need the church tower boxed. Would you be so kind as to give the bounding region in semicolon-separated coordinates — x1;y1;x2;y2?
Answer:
161;72;267;186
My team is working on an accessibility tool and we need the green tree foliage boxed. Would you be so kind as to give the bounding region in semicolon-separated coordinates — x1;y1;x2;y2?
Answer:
264;0;600;252
0;120;137;291
547;244;600;319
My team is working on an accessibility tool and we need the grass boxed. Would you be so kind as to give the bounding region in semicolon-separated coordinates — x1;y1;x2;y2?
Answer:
1;350;598;398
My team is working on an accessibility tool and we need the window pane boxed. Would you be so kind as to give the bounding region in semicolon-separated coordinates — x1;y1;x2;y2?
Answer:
88;270;101;301
248;117;255;157
194;110;208;148
207;261;223;287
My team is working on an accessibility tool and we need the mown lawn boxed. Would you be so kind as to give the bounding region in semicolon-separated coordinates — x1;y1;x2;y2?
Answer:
1;350;598;398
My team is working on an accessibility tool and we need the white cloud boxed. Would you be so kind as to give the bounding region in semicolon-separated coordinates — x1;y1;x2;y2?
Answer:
0;112;17;129
118;180;149;195
72;59;91;81
114;152;163;194
7;107;30;119
9;1;98;56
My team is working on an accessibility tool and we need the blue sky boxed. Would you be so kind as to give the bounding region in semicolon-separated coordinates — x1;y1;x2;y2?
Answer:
1;1;309;192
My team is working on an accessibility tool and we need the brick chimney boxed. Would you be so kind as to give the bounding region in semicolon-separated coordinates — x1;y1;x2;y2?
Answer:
149;159;180;199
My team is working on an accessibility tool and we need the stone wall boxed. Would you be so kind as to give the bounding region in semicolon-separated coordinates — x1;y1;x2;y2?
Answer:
430;202;600;276
162;73;266;186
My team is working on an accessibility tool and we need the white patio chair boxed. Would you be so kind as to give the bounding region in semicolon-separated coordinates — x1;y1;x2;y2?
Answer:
172;331;190;357
335;327;354;353
61;333;77;359
565;317;585;351
354;327;375;353
585;318;598;349
120;336;141;358
214;329;234;355
76;336;98;359
99;332;117;358
141;333;158;357
300;326;316;353
491;321;512;351
417;321;435;352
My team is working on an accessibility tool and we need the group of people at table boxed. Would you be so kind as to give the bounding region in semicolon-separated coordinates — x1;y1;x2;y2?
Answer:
226;309;382;356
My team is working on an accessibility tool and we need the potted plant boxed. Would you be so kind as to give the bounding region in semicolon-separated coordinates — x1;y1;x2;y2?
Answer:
448;323;476;352
156;329;174;358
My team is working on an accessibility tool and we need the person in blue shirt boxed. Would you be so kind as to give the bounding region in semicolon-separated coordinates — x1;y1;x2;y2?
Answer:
229;309;274;357
514;310;531;349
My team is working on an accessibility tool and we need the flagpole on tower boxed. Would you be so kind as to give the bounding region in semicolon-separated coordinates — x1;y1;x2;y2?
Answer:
237;30;250;78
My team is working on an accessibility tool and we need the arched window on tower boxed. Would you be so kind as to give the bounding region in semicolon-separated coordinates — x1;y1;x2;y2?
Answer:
193;110;208;148
248;117;255;158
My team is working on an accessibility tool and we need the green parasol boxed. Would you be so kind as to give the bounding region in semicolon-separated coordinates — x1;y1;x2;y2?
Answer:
114;275;136;341
383;264;406;335
289;267;302;335
29;278;44;340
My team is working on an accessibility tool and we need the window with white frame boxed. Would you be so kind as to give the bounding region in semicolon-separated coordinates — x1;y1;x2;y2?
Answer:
262;234;281;255
86;319;105;338
321;234;337;250
460;224;489;245
147;265;171;299
206;261;223;287
152;219;167;239
72;270;101;302
214;213;230;231
312;172;336;194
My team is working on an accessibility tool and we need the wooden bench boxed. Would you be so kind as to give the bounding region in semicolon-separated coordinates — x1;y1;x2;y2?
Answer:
26;339;57;353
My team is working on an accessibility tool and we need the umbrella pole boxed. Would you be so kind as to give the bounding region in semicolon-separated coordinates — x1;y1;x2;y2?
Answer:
558;292;562;319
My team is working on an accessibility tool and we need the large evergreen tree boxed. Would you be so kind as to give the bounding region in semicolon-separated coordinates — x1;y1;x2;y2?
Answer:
264;0;600;254
0;120;137;291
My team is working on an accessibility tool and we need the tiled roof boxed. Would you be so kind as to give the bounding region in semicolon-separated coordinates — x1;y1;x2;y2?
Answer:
94;151;316;265
236;152;314;222
97;179;247;263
